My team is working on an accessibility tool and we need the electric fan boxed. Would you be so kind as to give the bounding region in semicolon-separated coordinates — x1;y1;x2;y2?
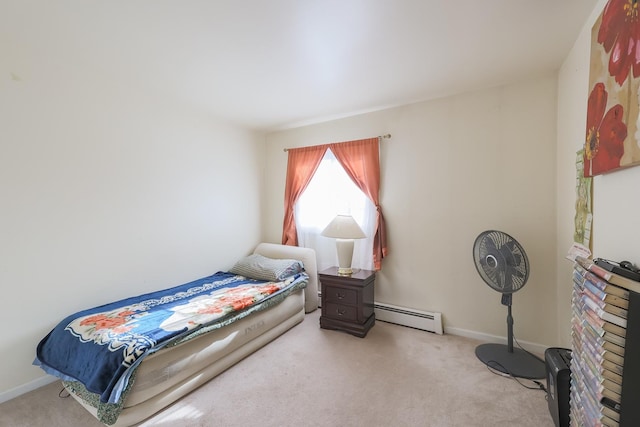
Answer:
472;230;545;379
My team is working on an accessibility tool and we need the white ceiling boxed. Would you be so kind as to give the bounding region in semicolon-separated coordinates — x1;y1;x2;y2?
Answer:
3;0;599;131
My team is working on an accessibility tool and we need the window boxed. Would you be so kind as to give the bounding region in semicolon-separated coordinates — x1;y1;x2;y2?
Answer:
282;137;387;270
295;149;376;271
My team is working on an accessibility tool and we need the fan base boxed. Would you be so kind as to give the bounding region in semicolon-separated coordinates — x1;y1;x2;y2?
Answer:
475;343;545;379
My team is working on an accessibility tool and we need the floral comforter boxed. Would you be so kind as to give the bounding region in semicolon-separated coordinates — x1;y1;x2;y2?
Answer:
34;271;308;406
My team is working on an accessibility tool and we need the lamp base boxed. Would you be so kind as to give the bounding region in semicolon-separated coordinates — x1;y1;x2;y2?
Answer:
335;239;355;276
337;267;353;276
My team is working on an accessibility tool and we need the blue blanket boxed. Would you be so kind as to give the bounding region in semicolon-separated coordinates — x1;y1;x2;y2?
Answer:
34;271;307;404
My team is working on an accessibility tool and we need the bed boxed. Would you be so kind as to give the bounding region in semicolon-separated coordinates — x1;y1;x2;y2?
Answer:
34;243;318;426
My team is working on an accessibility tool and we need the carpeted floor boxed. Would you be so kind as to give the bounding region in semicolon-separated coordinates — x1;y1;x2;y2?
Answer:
0;309;555;426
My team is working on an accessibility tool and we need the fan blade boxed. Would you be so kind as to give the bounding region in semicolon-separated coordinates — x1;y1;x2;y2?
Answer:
502;269;513;290
480;237;501;286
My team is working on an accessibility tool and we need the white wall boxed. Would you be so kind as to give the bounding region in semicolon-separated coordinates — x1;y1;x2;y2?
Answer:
0;37;264;399
264;75;559;348
557;0;640;348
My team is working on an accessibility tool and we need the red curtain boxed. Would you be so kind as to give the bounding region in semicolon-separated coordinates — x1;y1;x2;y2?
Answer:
330;138;387;270
282;137;388;271
281;144;328;246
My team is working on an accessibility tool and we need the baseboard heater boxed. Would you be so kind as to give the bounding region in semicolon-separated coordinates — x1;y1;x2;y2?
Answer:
374;302;443;335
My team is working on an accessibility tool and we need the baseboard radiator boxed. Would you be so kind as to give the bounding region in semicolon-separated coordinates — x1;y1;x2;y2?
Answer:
374;302;443;335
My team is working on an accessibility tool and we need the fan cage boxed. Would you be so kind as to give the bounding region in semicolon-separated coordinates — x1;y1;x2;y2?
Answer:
473;230;529;294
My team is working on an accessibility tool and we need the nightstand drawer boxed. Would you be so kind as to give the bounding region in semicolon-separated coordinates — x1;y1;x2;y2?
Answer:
323;285;358;305
324;302;358;321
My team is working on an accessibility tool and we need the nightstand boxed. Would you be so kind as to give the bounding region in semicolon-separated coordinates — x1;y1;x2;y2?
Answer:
319;267;375;337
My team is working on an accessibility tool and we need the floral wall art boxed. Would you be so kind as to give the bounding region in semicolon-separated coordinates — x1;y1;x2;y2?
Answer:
585;0;640;177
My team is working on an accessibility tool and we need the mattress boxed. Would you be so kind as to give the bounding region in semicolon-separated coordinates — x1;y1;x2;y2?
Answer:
66;288;305;426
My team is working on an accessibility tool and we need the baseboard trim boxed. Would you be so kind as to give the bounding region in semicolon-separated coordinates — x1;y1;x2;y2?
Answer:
445;326;547;357
0;375;58;404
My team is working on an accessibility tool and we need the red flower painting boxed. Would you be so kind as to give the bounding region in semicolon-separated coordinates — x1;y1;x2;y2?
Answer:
584;83;627;176
597;0;640;85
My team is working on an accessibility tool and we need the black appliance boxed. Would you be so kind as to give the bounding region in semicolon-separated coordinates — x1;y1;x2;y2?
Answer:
545;347;571;427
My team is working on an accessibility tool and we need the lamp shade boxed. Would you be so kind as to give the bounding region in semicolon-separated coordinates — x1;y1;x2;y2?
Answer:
321;215;366;239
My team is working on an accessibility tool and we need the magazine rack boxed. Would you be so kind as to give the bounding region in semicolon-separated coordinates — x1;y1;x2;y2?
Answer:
571;261;640;426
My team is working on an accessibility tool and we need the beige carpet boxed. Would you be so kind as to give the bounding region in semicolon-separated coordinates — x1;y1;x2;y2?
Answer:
1;310;554;427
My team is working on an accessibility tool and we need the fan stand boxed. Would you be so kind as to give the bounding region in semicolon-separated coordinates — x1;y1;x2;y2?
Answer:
475;295;546;379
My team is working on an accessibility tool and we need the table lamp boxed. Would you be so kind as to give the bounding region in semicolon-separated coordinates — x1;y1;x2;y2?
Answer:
321;214;366;276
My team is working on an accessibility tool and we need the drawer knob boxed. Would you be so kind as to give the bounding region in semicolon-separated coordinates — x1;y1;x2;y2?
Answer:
336;308;346;316
336;292;345;299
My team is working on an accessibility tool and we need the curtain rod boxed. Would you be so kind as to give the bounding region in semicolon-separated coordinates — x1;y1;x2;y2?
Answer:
283;134;391;152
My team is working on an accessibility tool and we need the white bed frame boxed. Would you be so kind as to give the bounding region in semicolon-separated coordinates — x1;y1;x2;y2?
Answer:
65;243;318;426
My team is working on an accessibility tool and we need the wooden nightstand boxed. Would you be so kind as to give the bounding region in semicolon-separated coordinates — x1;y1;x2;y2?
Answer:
319;267;375;338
